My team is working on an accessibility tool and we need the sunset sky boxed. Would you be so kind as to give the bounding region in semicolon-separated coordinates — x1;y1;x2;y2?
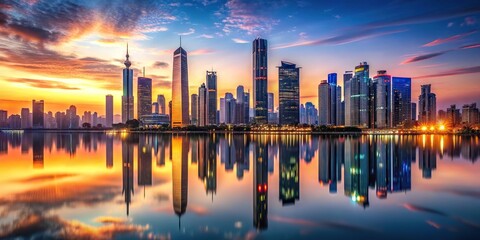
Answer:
0;0;479;117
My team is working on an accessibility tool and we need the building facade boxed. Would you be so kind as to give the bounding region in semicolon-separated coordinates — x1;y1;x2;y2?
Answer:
418;84;436;125
278;61;300;125
122;44;134;123
171;45;189;127
253;38;268;124
137;77;152;119
206;71;217;125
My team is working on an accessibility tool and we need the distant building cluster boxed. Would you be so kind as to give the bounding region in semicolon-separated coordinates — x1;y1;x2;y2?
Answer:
1;38;479;130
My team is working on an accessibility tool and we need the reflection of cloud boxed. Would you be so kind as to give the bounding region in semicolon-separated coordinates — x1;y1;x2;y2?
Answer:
423;30;477;47
189;205;209;216
154;193;169;202
426;220;441;229
414;66;480;79
0;212;149;239
270;215;376;233
94;216;129;225
401;51;448;64
12;173;78;183
403;204;447;216
7;78;81;90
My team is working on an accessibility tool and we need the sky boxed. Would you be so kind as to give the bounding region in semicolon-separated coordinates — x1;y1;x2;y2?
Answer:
0;0;479;117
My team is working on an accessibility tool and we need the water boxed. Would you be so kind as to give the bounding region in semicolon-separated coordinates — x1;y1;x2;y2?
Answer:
0;132;479;239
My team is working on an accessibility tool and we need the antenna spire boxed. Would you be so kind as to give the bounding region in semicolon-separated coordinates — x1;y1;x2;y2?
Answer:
180;36;182;48
124;42;131;69
143;67;145;77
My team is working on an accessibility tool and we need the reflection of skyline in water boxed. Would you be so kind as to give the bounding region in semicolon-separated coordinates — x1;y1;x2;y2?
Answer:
1;132;480;237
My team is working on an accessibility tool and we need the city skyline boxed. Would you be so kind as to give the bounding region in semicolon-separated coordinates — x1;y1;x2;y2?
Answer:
1;1;479;116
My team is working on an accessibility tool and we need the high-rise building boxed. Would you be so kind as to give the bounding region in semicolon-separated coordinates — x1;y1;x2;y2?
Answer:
32;100;44;129
225;93;236;124
253;38;268;124
157;95;166;114
305;102;317;125
219;98;225;123
137;77;152;119
68;105;78;128
278;61;300;125
392;77;412;127
171;42;189;127
411;103;417;122
236;86;245;124
318;80;330;125
343;71;353;126
418;84;436;125
268;92;274;113
373;70;391;128
191;94;198;126
244;92;250;124
106;95;113;127
122;44;134;123
299;104;306;124
21;108;30;129
206;71;217;125
0;110;7;128
462;103;479;125
198;83;208;126
349;62;370;128
446;104;462;127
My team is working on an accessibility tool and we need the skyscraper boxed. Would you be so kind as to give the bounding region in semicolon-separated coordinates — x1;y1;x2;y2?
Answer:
225;92;235;124
236;85;245;124
219;98;225;123
157;95;166;114
318;80;330;125
198;83;208;126
305;102;317;125
392;77;412;127
122;44;134;123
278;61;300;125
418;84;436;125
171;41;189;127
191;94;198;126
32;100;44;129
106;95;113;127
137;77;152;119
206;71;217;125
411;103;417;122
373;70;391;128
349;62;370;128
268;92;274;113
21;108;30;129
343;71;353;126
253;38;268;124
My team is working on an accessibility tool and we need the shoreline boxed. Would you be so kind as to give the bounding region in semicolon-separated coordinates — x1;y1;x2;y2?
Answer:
1;129;478;136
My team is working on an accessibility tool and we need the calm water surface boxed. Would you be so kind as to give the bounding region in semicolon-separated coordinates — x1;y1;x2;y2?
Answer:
0;132;479;239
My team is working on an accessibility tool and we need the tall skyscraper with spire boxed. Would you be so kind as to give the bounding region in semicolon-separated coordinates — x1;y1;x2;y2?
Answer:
253;38;268;124
171;38;189;127
122;44;134;123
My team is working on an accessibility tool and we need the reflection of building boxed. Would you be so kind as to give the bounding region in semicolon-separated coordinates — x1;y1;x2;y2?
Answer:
32;133;44;168
198;135;217;198
279;136;299;205
138;136;152;196
172;135;188;228
419;135;437;179
106;135;113;168
319;137;341;193
344;137;369;208
122;141;134;216
253;136;268;230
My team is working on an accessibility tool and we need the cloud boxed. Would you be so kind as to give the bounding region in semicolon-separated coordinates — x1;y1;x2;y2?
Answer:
0;212;149;239
94;216;129;225
464;16;477;26
152;61;169;68
270;215;377;233
414;65;480;79
460;43;480;49
401;51;449;64
197;34;214;39
423;30;477;47
403;203;447;216
12;173;78;183
179;28;195;36
7;78;81;90
273;29;406;49
232;38;248;43
190;49;215;56
221;0;279;35
153;79;171;89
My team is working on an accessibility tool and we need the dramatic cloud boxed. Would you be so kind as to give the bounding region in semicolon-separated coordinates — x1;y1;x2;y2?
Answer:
460;43;480;49
8;78;81;90
423;30;477;47
221;0;279;35
232;38;249;43
414;65;480;79
270;216;377;233
152;61;169;68
403;204;447;216
401;51;448;64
